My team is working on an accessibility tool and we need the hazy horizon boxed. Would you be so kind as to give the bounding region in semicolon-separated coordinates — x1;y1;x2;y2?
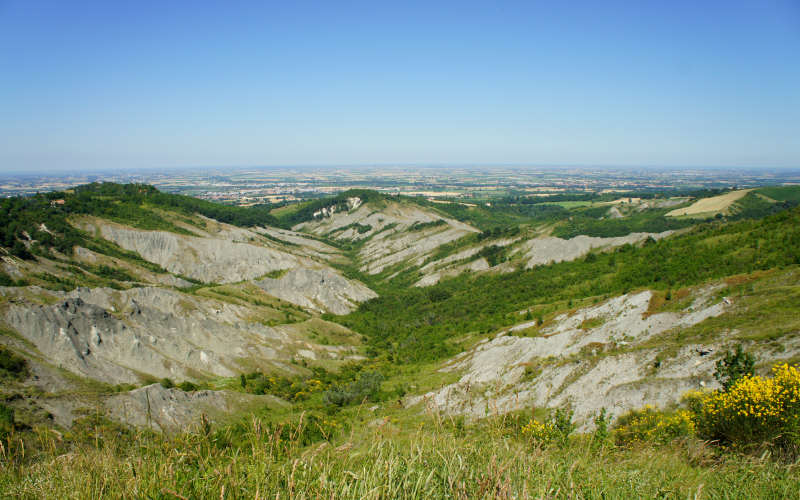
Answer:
3;163;800;178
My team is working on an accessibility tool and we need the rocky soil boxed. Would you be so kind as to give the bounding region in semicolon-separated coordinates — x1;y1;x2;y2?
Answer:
515;231;674;269
414;237;520;287
77;218;302;283
105;384;286;432
1;285;361;384
406;286;800;429
295;200;479;275
253;226;347;264
255;267;377;315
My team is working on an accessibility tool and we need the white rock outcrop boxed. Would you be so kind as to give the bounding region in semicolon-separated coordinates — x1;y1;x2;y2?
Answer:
104;384;286;432
405;286;797;428
78;220;301;283
255;267;377;315
296;200;479;275
1;286;357;384
516;231;674;269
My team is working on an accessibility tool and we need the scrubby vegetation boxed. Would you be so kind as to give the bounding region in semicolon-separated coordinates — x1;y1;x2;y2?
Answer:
728;191;799;220
552;208;693;239
2;401;800;498
694;363;800;453
338;207;800;362
0;346;28;379
0;182;282;263
714;344;756;391
68;182;280;229
614;406;696;446
272;189;383;227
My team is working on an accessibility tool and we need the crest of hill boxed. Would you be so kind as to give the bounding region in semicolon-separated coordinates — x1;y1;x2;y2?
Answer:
272;189;387;227
0;182;377;315
665;186;800;219
0;182;284;262
291;192;481;277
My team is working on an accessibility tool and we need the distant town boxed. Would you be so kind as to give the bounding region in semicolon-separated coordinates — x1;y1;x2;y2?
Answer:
2;166;798;205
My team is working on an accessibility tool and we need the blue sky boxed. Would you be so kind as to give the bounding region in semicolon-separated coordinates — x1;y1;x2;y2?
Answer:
1;0;799;172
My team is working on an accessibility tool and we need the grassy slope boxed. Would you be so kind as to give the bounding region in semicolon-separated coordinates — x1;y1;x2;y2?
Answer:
754;185;800;203
636;268;800;361
2;412;797;499
336;207;800;362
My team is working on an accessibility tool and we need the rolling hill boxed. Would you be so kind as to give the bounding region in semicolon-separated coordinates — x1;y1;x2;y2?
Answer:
2;182;800;497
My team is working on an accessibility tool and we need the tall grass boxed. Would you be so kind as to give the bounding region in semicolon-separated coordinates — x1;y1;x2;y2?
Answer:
2;412;799;499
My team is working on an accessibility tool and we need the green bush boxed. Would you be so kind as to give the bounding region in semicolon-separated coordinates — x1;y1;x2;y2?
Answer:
91;265;136;282
0;346;28;379
178;381;199;392
0;403;14;438
520;407;576;447
714;344;755;391
323;371;384;407
593;408;611;443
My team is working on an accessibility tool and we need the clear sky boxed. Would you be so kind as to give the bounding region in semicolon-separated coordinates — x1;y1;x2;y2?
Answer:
1;0;799;172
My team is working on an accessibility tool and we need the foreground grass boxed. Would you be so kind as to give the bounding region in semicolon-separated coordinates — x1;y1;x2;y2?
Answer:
2;415;799;499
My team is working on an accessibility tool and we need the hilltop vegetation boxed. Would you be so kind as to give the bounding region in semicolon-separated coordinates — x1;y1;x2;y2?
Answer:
0;182;281;266
272;189;385;227
552;207;692;239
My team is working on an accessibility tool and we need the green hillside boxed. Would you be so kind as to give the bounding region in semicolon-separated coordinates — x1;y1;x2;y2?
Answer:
337;207;800;362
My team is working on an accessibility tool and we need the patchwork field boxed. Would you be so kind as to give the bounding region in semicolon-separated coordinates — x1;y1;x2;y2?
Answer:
666;189;752;217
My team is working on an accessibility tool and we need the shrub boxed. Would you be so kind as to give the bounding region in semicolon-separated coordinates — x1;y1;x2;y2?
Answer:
0;346;28;379
521;407;575;447
694;363;800;451
521;418;558;446
247;373;324;401
593;408;611;443
551;407;576;439
614;406;695;446
10;240;33;260
323;371;384;407
0;403;14;438
91;264;135;282
714;344;755;391
179;381;199;392
159;377;175;389
0;271;16;287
